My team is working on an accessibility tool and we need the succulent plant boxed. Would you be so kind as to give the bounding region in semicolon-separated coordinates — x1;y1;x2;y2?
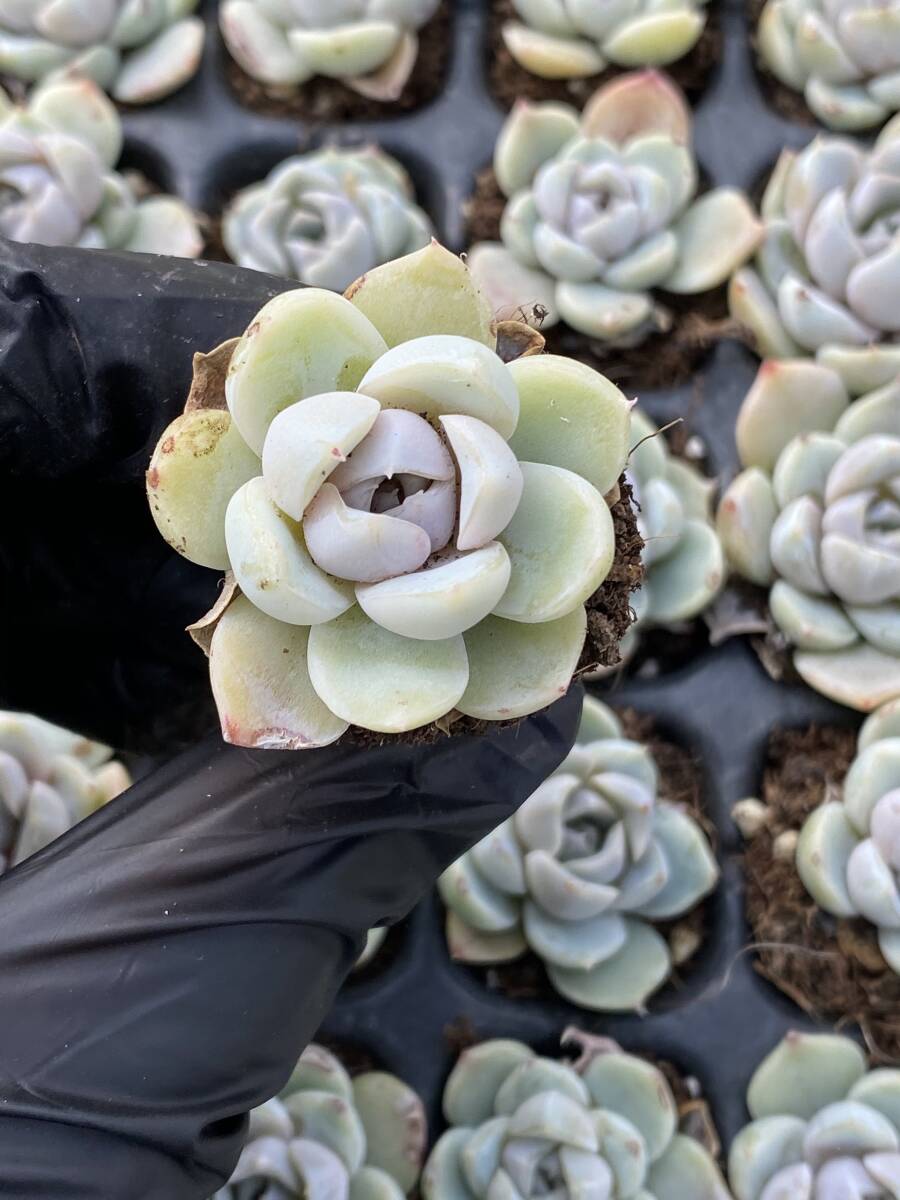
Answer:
146;242;633;748
356;927;388;970
424;1033;730;1200
216;1042;426;1200
0;76;202;255
730;122;900;393
222;146;432;292
757;0;900;132
616;409;724;662
716;357;900;711
0;0;204;105
439;695;718;1011
467;70;761;347
795;700;900;975
730;1030;900;1200
502;0;709;79
0;710;130;872
219;0;440;102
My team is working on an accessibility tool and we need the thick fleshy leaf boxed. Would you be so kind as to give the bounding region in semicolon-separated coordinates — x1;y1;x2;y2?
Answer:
288;22;401;80
778;273;877;352
330;408;453;491
860;700;900;752
220;0;314;86
803;1099;899;1167
796;800;860;917
844;739;900;834
665;189;762;294
643;519;725;624
547;916;671;1011
769;580;859;652
632;802;719;919
147;409;259;570
225;478;355;624
440;416;524;551
349;1166;405;1200
794;643;900;711
443;1040;535;1127
226;290;387;455
728;267;800;360
507;1091;598;1150
353;1073;426;1193
507;354;631;496
283;1091;367;1174
472;819;527;895
582;1051;677;1162
494;1059;590;1115
356;543;512;640
209;594;348;750
736;360;848;473
772;433;845;508
303;484;432;585
524;900;627;969
114;17;205;104
501;21;606;78
849;1068;900;1130
591;1109;648;1198
646;1134;731;1200
30;78;121;166
581;69;692;144
286;1044;353;1101
261;391;380;521
125;195;203;259
421;1130;472;1200
493;99;580;196
747;1032;867;1121
495;462;614;622
359;336;519;438
465;242;559;326
445;910;527;964
728;1116;807;1200
346;241;495;349
846;839;900;929
716;468;777;586
817;344;900;398
603;11;705;67
439;855;520;933
556;280;654;341
578;697;623;743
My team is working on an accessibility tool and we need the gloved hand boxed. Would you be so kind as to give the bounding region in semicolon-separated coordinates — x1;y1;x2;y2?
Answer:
0;240;580;1199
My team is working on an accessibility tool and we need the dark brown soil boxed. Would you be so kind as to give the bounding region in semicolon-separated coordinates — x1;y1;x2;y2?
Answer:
486;0;723;110
746;0;817;126
465;167;735;392
343;476;643;750
224;2;451;122
746;725;900;1061
472;710;713;1006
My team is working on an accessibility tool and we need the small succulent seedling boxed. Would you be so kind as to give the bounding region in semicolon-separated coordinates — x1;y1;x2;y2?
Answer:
731;122;900;392
223;146;432;291
467;70;761;347
730;1030;900;1198
0;77;202;256
217;1043;426;1200
219;0;440;101
717;358;900;711
0;0;204;105
617;409;724;662
796;698;900;975
502;0;709;78
0;710;129;872
424;1032;730;1200
146;242;634;748
439;695;718;1011
758;0;900;131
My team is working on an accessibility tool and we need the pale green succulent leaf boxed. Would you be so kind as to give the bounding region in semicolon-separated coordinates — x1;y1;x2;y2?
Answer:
350;1166;406;1200
282;1091;367;1173
438;855;521;935
501;20;606;78
421;1129;473;1200
472;820;527;897
494;99;581;196
631;802;719;919
642;518;725;624
817;344;900;398
664;188;762;294
113;17;204;103
834;380;900;443
507;1091;598;1151
728;267;801;360
459;1116;509;1198
465;242;559;327
353;1073;426;1193
795;643;900;712
578;697;624;743
555;281;655;342
747;1032;867;1121
796;799;860;916
547;916;671;1011
284;1045;354;1101
494;1059;590;1115
848;1068;900;1134
860;700;900;752
727;1115;806;1200
847;603;900;655
716;468;777;587
445;910;528;965
646;1134;731;1200
769;579;859;652
880;928;900;973
735;360;848;473
522;899;628;969
602;9;704;66
582;1052;677;1162
771;432;845;508
443;1042;535;1128
803;1099;899;1166
806;77;887;131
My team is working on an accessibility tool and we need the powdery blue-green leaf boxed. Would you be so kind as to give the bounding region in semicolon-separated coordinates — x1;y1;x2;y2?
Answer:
747;1032;867;1121
728;1115;806;1200
547;916;671;1011
582;1052;677;1162
443;1042;535;1127
646;1134;731;1200
353;1073;426;1193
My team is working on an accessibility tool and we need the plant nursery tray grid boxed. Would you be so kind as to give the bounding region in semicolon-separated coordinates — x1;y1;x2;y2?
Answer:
119;0;873;1154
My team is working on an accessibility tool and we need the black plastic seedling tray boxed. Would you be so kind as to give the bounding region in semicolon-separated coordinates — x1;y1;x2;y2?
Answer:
119;0;870;1158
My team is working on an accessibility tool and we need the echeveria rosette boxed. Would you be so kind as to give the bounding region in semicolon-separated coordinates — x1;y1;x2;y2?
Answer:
146;242;632;748
730;1031;900;1200
220;0;440;102
618;409;724;662
717;357;900;711
730;121;900;397
424;1035;730;1200
0;710;130;873
0;0;204;105
758;0;900;132
467;70;762;347
439;695;719;1012
217;1043;426;1200
0;76;201;255
222;145;432;291
796;701;900;976
502;0;709;79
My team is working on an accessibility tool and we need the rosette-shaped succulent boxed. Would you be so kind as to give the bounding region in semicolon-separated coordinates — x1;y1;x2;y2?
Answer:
146;242;633;748
220;0;440;101
730;1031;900;1200
717;357;900;710
424;1035;730;1200
731;121;900;394
0;710;129;872
217;1043;426;1200
618;409;724;661
467;71;761;347
758;0;900;131
502;0;708;79
439;695;718;1010
796;700;900;975
0;76;201;255
222;146;432;291
0;0;204;105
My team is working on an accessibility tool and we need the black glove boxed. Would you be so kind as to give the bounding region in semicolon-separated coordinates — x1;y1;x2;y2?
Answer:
0;240;580;1199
